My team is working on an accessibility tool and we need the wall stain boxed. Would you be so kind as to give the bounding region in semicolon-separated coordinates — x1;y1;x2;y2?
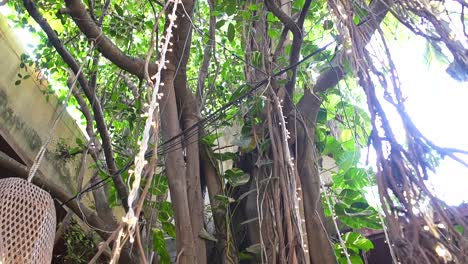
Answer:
0;89;74;187
0;89;43;151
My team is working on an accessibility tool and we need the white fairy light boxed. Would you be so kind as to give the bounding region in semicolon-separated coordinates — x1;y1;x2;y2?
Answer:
111;0;181;262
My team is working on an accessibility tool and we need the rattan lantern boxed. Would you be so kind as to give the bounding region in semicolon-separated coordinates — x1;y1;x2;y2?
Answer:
0;177;56;264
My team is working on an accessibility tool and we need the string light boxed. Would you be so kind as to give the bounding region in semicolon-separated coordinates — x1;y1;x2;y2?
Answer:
110;0;180;262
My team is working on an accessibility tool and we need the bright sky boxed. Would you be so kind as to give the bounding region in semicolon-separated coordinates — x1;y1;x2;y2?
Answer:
1;7;467;205
388;36;468;206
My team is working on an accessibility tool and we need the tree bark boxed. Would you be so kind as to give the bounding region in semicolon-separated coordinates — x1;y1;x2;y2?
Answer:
165;0;207;262
296;91;337;264
200;144;237;263
159;74;195;263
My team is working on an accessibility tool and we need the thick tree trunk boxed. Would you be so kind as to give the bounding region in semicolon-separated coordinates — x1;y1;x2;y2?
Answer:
168;0;207;262
159;2;199;258
296;91;337;264
159;75;195;263
200;145;238;263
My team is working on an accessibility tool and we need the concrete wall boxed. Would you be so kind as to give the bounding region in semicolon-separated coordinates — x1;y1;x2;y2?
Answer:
0;14;94;195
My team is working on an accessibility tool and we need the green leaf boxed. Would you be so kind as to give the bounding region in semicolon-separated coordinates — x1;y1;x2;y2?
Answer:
339;189;362;203
201;133;223;147
162;221;176;238
225;168;250;187
114;4;124;16
239;252;254;260
350;202;370;210
343;232;374;252
340;129;353;142
214;194;236;204
317;108;327;124
229;84;250;102
251;51;263;68
227;23;235;42
323;136;342;156
247;4;259;11
215;20;226;29
353;15;361;25
225;1;237;15
75;137;84;146
213;152;237;161
230;173;250;187
336;150;360;171
293;0;306;9
152;229;171;264
455;225;464;234
335;168;370;189
15;80;21;85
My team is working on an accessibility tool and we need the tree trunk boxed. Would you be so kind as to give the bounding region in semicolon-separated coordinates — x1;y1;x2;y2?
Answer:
168;0;207;262
200;145;237;263
296;91;337;264
159;3;198;257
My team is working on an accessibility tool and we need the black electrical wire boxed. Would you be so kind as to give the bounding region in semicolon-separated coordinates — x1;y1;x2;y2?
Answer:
60;41;335;207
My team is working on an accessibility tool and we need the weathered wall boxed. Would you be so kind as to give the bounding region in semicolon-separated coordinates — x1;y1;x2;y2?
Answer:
0;14;94;195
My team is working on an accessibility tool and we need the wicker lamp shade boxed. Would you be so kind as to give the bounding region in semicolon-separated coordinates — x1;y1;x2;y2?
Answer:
0;177;56;264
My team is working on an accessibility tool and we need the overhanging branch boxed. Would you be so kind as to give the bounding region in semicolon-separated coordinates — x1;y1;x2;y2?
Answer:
306;0;391;96
64;0;157;79
265;0;301;38
23;0;129;209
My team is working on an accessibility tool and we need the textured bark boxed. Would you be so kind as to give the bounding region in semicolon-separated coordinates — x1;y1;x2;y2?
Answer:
292;3;391;259
167;0;207;262
91;175;118;229
200;145;237;263
265;0;312;114
157;1;200;263
64;0;156;79
159;74;195;263
241;2;277;262
296;91;337;264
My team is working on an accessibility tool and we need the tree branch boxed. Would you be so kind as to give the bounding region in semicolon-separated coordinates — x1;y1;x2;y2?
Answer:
286;0;313;77
23;0;129;209
297;0;312;28
308;0;391;96
196;0;215;104
64;0;156;79
265;0;301;38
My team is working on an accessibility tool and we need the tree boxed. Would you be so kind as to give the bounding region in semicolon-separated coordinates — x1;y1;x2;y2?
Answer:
2;0;468;263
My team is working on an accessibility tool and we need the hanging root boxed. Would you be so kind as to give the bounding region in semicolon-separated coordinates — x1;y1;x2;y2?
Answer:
327;0;468;262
